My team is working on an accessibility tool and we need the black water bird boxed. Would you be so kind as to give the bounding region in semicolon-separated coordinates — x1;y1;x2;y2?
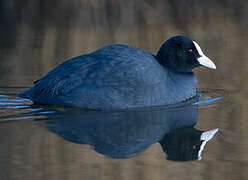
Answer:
19;36;216;110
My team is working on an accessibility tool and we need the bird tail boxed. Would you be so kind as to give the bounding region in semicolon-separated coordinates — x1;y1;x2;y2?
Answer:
18;89;33;99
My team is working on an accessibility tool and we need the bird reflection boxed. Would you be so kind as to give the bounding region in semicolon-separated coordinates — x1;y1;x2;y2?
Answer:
160;127;218;161
35;100;218;161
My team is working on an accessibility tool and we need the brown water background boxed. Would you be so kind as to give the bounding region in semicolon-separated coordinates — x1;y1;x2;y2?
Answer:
0;0;248;179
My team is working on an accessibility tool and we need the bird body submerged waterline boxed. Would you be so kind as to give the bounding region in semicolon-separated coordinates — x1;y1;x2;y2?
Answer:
19;36;216;110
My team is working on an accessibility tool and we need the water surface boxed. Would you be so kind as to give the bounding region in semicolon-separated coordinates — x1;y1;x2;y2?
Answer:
0;87;243;180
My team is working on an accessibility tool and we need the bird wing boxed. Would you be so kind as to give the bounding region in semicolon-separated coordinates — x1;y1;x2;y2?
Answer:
32;54;96;97
31;45;164;98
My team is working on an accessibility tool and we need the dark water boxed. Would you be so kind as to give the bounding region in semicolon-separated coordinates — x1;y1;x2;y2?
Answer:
1;0;248;180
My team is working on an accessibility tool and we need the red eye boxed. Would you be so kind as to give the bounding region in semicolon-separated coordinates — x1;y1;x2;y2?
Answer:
188;49;193;53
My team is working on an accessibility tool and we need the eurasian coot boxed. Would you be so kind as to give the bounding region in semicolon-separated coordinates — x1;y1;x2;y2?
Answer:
19;35;216;110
